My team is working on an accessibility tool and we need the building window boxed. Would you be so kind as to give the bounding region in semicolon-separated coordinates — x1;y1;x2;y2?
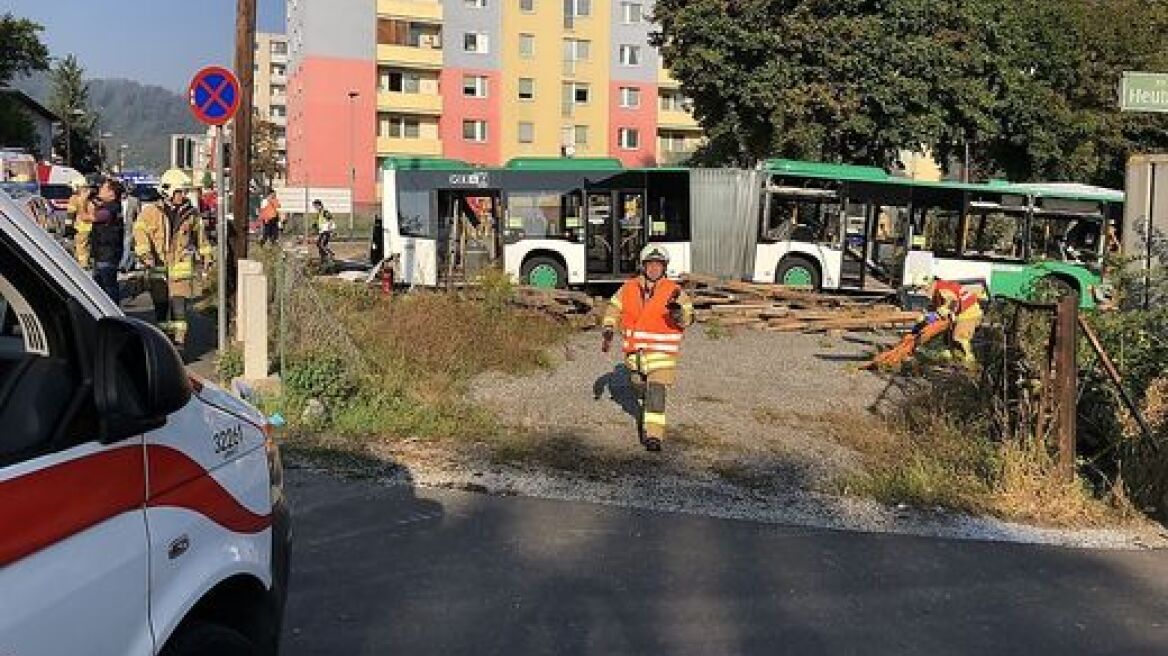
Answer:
380;114;421;139
621;2;642;23
619;45;641;66
270;84;287;97
518;77;536;101
378;19;442;48
574;125;589;146
618;127;640;149
573;84;589;104
465;0;487;6
619;87;640;108
519;33;535;57
463;75;488;97
518;122;535;144
563;38;590;62
659;90;693;112
520;0;535;11
271;63;286;77
270;106;287;119
270;41;288;55
463;119;489;142
563;0;590;28
380;70;422;93
464;32;490;53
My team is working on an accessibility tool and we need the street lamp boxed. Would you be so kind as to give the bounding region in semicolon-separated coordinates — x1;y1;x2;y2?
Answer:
347;90;359;237
99;132;114;172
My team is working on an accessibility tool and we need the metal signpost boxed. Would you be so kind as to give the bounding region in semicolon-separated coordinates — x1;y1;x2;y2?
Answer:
188;66;242;353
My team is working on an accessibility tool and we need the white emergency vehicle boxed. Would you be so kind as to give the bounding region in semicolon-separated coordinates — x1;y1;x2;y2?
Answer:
0;189;291;655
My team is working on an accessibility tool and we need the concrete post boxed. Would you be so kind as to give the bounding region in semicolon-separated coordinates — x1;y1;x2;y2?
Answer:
236;259;263;343
242;271;269;380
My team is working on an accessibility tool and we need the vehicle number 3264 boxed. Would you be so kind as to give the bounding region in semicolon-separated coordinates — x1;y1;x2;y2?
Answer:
212;425;244;456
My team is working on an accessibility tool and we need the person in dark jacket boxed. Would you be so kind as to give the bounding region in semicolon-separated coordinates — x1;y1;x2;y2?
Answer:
90;179;125;303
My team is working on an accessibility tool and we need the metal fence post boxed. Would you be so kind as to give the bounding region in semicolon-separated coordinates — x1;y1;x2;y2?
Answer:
1052;294;1079;481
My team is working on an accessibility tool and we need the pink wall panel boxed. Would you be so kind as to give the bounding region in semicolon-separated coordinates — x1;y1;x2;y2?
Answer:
439;68;502;166
286;57;376;204
608;81;658;167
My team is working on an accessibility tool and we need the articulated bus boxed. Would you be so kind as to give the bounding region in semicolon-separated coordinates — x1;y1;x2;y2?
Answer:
380;157;691;288
753;160;1124;308
378;156;1122;308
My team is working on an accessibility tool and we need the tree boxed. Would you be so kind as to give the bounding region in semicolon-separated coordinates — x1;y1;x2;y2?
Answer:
49;54;101;172
0;13;50;154
251;118;285;191
652;0;1168;185
0;13;49;85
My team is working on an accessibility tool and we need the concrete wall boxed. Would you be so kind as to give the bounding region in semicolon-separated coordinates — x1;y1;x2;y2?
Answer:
441;0;501;71
439;68;502;165
608;81;658;167
609;0;657;83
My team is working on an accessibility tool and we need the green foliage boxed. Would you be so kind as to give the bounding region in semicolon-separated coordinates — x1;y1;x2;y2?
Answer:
0;13;49;85
0;94;37;154
284;352;359;409
49;55;102;172
652;0;1168;185
252;119;285;190
216;346;244;383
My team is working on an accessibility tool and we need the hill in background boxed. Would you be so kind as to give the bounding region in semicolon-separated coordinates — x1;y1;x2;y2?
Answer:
15;73;201;172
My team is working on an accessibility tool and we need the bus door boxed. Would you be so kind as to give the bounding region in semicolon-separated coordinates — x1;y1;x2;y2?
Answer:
839;200;870;289
586;189;647;277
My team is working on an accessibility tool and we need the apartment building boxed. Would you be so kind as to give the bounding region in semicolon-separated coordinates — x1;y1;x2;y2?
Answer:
286;0;704;205
254;31;289;176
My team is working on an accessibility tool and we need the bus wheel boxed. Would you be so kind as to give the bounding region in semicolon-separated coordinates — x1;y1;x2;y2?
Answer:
777;257;820;291
522;257;568;290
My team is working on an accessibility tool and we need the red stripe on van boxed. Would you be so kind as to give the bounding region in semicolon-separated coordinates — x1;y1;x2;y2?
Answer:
0;446;145;567
146;445;271;534
0;444;270;567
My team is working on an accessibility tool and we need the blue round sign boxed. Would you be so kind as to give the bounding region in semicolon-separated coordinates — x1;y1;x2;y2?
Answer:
188;66;241;126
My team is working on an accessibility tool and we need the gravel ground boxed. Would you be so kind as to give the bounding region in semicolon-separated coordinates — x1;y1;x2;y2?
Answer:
470;328;898;491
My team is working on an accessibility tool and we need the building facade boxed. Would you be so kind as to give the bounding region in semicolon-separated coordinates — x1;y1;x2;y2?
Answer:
286;0;703;206
254;32;289;177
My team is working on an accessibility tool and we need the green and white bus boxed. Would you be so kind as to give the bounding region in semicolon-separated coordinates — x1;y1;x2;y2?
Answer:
752;159;1124;308
379;157;692;288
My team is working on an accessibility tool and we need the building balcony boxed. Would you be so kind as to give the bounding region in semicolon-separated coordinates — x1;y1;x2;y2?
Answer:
658;109;699;130
378;0;443;21
658;149;696;166
376;44;443;69
658;68;681;88
378;91;443;115
376;136;442;156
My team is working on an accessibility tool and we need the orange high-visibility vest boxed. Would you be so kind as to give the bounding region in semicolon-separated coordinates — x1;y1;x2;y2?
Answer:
933;280;979;315
618;277;684;355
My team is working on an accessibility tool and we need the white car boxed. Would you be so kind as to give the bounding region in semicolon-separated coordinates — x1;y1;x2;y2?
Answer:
0;189;290;655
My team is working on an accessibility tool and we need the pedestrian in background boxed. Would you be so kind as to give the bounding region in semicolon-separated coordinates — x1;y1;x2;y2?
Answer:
90;179;125;303
313;199;335;263
119;183;142;272
259;190;281;247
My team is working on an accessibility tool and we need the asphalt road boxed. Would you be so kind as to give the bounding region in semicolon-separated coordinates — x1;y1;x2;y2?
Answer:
282;466;1168;656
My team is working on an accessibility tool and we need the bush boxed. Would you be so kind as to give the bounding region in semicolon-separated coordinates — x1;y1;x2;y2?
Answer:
216;346;243;383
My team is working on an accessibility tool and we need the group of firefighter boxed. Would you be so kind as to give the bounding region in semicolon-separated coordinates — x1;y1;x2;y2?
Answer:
69;178;212;352
604;246;982;452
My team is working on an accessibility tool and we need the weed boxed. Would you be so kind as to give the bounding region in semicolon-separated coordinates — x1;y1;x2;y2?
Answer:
704;318;728;340
216;346;243;383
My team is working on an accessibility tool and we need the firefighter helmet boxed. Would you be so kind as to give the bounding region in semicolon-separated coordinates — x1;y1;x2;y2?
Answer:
639;245;671;266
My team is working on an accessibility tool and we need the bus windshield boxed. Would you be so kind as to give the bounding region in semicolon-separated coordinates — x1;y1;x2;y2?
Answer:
0;157;39;196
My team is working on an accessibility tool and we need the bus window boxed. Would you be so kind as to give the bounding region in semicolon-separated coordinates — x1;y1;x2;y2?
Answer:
506;190;584;242
398;190;437;237
917;207;961;257
1030;215;1102;264
651;195;690;241
965;211;1024;261
762;196;841;244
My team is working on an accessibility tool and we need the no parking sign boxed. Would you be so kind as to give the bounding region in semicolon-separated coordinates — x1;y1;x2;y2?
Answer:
188;66;241;126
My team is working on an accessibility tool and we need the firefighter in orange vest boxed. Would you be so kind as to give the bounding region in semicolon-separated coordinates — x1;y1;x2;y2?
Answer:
602;245;695;452
918;278;984;364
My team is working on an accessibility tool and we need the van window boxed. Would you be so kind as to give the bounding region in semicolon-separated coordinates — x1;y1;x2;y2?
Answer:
0;230;97;465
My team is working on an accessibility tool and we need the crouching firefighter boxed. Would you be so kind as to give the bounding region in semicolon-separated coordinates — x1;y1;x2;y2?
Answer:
602;246;695;452
918;278;984;365
133;183;213;352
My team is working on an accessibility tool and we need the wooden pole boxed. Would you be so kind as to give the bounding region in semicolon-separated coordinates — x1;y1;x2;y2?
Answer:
231;0;256;291
1052;295;1079;481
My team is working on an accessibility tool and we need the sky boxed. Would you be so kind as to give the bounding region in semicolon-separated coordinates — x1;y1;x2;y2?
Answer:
7;0;286;91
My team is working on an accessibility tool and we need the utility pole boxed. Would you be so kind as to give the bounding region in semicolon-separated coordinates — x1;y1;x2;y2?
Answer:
347;90;359;238
231;0;257;293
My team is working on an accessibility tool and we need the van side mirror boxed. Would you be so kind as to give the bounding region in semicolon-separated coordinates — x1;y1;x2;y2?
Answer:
94;316;192;443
